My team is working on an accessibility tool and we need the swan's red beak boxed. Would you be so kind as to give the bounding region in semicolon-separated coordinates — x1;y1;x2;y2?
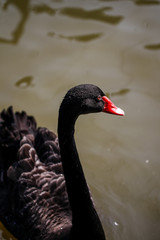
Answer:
102;96;125;116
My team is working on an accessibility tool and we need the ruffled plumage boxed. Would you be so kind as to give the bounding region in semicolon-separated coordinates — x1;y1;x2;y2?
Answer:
0;107;72;240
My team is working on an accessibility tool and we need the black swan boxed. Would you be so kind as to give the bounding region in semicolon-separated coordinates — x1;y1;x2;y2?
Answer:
0;84;124;240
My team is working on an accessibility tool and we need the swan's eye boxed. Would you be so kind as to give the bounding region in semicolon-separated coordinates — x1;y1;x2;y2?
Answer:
97;96;102;101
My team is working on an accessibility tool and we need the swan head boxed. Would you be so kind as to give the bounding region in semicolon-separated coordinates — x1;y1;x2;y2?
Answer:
60;84;124;117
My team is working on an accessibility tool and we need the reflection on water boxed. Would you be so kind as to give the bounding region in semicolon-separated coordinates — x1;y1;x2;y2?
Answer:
0;0;30;44
60;7;123;25
0;1;56;45
134;0;160;5
0;2;123;46
15;76;34;89
32;4;56;15
145;43;160;50
59;33;103;42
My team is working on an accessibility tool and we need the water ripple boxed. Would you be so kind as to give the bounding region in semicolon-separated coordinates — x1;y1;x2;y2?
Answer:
59;33;103;42
15;76;34;89
144;43;160;50
134;0;160;5
60;7;123;25
32;4;56;15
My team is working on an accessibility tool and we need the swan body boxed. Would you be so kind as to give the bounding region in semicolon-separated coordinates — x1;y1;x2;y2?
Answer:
0;84;124;240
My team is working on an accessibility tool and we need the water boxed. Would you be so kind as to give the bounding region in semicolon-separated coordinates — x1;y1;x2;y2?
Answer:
0;0;160;239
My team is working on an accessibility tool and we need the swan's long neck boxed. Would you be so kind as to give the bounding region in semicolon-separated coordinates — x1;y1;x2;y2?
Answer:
58;108;105;239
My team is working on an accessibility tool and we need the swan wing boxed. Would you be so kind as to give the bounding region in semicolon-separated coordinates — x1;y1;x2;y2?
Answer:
0;107;72;240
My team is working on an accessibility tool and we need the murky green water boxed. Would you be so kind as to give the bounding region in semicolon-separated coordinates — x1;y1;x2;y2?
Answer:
0;0;160;239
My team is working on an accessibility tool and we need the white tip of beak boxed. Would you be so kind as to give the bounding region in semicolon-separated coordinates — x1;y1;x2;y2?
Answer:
115;107;125;116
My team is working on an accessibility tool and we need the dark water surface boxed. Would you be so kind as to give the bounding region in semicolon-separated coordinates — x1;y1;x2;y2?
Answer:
0;0;160;239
